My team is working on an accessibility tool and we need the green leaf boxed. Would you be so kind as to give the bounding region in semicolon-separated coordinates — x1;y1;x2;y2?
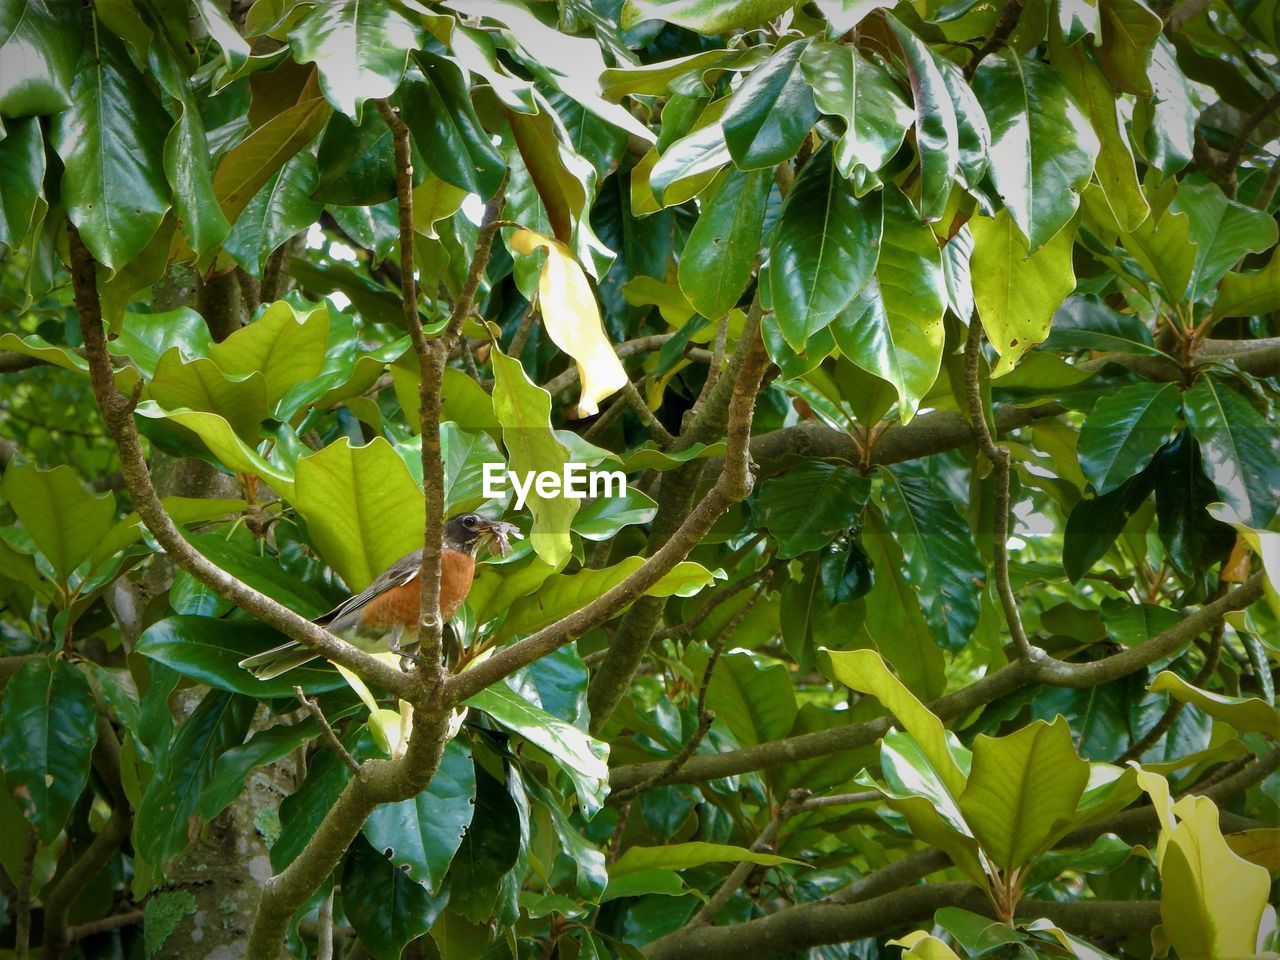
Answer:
677;166;770;319
133;689;254;867
313;107;407;206
224;152;322;277
293;437;424;591
148;349;270;440
1132;37;1195;175
1170;181;1279;301
705;652;798;747
886;17;959;223
50;26;171;271
489;344;578;566
609;841;802;877
0;0;83;115
1183;377;1280;528
1152;430;1235;577
881;464;984;652
768;145;882;350
0;117;44;249
287;0;420;122
496;558;716;642
971;208;1076;376
830;184;946;420
1096;0;1161;96
801;40;913;180
722;40;817;170
208;299;329;407
465;683;610;816
343;834;445;960
198;718;321;821
135;615;348;696
973;51;1098;251
193;0;249;80
162;54;231;258
364;739;476;892
1121;200;1196;305
824;647;964;795
0;659;98;842
1077;381;1180;494
443;764;521;924
403;52;505;199
958;716;1090;872
647;104;731;207
620;0;795;34
1215;248;1280;319
135;403;296;495
1063;469;1155;582
857;509;946;700
752;461;868;559
1149;672;1280;738
0;462;115;581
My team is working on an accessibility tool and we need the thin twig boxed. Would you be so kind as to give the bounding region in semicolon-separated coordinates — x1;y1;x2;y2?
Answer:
1116;626;1223;764
1222;89;1280;188
658;564;778;641
964;0;1025;79
691;788;811;926
963;321;1032;660
296;687;360;774
508;297;538;358
797;790;881;812
623;380;676;447
67;910;145;942
318;888;336;960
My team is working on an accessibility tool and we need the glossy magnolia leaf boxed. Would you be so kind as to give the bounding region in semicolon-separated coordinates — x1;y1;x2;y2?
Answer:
1215;248;1280;319
135;404;295;494
313;106;417;206
830;185;946;420
0;117;44;249
970;208;1076;376
364;739;476;892
508;230;627;417
620;0;794;34
1160;794;1271;960
958;717;1090;871
1063;469;1155;582
887;17;959;222
1132;37;1196;176
609;841;801;877
0;462;115;581
402;53;505;199
1152;430;1235;577
973;51;1098;251
858;509;946;700
465;683;609;816
0;658;98;842
208;300;329;408
802;39;911;181
646;100;731;206
1149;672;1280;738
1077;381;1180;494
50;29;171;271
705;652;798;747
148;350;270;440
1170;181;1279;301
287;0;419;122
677;166;770;319
496;557;715;642
293;437;424;591
880;464;984;652
1121;200;1196;304
722;40;817;170
135;616;348;697
133;689;255;867
1183;377;1280;528
889;933;962;960
343;835;445;960
198;718;321;821
769;145;883;350
225;152;322;276
825;648;965;795
1096;0;1162;96
212;90;330;227
1051;29;1148;233
752;461;868;559
0;0;82;115
489;344;578;565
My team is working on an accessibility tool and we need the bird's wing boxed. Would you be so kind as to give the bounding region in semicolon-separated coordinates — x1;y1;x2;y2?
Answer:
314;549;423;627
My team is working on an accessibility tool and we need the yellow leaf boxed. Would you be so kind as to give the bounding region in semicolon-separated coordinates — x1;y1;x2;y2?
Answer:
509;229;627;417
888;932;963;960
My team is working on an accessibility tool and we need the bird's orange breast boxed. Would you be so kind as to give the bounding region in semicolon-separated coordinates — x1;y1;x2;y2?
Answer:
357;549;476;631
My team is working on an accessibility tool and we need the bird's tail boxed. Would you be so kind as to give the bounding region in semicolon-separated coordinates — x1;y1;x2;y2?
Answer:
238;641;321;680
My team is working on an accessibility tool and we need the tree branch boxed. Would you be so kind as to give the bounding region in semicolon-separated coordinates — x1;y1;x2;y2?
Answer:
71;228;419;702
296;687;359;774
964;321;1032;660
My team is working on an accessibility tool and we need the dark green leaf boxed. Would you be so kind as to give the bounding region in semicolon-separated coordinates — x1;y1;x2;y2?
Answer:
0;0;83;115
677;165;770;319
1096;0;1161;96
722;40;817;170
752;461;869;558
1063;469;1156;582
1183;377;1280;528
1077;381;1180;494
224;152;322;277
768;145;883;350
620;0;795;35
0;658;98;842
1152;430;1236;578
343;834;446;960
404;53;505;199
1170;181;1279;300
198;717;320;821
887;16;959;222
0;117;44;249
446;765;522;924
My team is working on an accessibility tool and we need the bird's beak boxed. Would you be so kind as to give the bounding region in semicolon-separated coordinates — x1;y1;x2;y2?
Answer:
476;519;522;556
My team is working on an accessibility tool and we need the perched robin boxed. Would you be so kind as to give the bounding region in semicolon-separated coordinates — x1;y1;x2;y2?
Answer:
238;513;511;680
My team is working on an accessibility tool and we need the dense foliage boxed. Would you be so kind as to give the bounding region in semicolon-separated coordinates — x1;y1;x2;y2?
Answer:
1;0;1279;958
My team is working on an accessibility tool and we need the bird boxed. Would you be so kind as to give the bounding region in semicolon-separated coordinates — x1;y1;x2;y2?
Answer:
238;513;511;680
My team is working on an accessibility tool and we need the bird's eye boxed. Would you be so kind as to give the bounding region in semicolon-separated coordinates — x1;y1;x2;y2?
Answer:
463;515;477;529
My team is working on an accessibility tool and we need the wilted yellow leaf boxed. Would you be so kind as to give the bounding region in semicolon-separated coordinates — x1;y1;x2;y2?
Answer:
509;229;627;417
